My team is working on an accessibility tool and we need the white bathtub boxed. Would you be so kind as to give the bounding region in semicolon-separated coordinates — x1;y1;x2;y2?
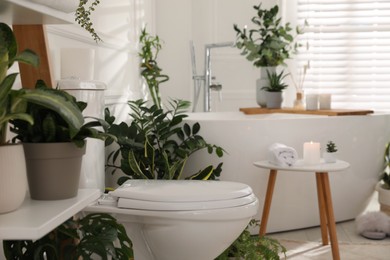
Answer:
183;112;390;233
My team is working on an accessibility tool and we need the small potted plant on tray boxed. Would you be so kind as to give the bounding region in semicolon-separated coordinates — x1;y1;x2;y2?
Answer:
323;141;338;163
261;70;288;108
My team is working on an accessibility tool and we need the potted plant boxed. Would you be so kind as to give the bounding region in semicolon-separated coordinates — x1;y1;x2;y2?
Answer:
215;220;286;260
377;143;390;216
261;70;288;108
139;27;169;109
105;99;224;183
10;80;111;200
0;23;92;212
3;213;133;259
323;140;338;163
234;3;302;107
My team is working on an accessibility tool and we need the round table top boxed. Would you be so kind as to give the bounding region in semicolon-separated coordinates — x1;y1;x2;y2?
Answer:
253;159;350;172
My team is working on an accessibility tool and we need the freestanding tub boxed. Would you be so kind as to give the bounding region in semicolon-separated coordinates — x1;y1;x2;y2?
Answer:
183;112;390;233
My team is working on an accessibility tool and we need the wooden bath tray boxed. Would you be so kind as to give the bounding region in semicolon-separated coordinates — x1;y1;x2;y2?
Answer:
239;107;374;116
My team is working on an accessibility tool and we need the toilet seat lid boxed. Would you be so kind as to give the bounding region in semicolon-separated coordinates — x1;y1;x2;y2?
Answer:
111;180;255;211
111;180;253;202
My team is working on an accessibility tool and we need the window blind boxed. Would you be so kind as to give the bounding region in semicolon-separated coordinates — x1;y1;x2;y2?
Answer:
297;0;390;111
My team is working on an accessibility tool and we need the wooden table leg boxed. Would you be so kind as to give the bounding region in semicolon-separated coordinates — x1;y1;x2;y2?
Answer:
316;172;329;245
320;172;340;260
259;169;277;237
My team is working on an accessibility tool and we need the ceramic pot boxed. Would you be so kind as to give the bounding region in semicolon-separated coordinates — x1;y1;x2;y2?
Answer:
23;142;86;200
323;152;337;163
376;182;390;216
265;92;283;109
256;67;276;107
0;144;27;213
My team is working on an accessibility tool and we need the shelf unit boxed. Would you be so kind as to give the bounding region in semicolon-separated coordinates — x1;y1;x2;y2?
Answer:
1;0;75;88
0;189;100;240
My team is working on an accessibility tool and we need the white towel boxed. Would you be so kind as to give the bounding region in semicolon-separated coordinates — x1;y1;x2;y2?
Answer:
31;0;79;13
268;143;298;167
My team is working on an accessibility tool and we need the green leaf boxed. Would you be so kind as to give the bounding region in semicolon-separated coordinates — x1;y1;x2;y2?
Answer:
11;49;39;68
187;165;214;180
21;89;84;138
192;122;200;135
127;150;149;179
0;23;17;63
183;123;191;136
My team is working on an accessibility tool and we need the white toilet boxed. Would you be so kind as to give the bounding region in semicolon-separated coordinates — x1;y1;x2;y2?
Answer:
85;179;258;260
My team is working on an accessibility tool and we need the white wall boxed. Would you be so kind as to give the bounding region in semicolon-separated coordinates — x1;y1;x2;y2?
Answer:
155;0;291;112
46;0;155;122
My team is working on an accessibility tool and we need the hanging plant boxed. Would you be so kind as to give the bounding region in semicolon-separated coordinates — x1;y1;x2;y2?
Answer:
75;0;102;42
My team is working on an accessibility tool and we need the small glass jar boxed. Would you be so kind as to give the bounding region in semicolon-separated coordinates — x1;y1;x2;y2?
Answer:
293;91;305;110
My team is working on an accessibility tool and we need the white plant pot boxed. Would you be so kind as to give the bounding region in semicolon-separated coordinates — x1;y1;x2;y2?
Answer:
376;182;390;216
0;144;27;213
323;152;337;163
256;67;276;107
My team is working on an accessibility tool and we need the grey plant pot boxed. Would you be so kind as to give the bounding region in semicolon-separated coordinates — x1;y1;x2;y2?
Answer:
265;91;283;109
23;142;86;200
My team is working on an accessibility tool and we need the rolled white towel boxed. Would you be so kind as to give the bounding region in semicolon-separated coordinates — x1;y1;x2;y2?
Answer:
30;0;79;13
268;143;298;167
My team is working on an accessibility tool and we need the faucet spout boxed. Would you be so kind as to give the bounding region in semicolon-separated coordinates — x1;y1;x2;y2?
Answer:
204;41;234;112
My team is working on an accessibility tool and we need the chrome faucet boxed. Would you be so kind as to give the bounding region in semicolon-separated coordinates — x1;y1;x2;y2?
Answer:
203;42;234;112
190;41;234;112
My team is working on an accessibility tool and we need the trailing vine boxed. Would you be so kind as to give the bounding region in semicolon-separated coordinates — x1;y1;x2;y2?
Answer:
75;0;102;42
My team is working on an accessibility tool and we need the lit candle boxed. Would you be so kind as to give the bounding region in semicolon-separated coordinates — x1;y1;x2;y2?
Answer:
303;141;321;165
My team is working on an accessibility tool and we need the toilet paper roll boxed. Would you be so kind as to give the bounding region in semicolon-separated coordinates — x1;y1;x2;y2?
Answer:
60;48;95;80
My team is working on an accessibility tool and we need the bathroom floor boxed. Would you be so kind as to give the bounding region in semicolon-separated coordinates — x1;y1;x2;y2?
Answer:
266;193;390;259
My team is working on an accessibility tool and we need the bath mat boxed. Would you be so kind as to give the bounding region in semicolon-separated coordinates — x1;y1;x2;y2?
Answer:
278;239;390;260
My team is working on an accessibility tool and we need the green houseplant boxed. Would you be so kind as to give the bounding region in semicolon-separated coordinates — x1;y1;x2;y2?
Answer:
323;140;338;163
3;213;133;260
261;70;288;109
139;28;169;109
10;81;111;200
378;143;390;216
215;220;286;260
234;3;302;107
105;99;224;184
0;22;96;212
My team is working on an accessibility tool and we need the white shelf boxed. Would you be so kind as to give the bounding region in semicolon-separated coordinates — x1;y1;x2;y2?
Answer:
0;189;100;240
0;0;74;24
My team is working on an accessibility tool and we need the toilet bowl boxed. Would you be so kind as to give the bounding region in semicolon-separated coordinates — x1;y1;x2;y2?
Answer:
85;179;258;260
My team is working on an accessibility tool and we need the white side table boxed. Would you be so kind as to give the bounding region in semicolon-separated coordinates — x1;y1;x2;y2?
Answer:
253;159;350;260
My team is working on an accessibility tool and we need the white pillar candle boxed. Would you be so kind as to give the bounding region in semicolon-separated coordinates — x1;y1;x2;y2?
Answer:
305;94;319;110
303;141;321;165
319;94;332;110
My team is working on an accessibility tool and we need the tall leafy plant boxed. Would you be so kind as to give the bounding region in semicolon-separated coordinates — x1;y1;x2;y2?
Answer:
0;23;85;145
106;99;224;184
234;4;302;67
139;28;169;109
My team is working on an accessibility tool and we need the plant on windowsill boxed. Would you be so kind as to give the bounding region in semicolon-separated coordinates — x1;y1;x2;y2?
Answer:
233;3;302;107
261;70;288;109
3;213;133;259
323;140;338;163
10;81;112;200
